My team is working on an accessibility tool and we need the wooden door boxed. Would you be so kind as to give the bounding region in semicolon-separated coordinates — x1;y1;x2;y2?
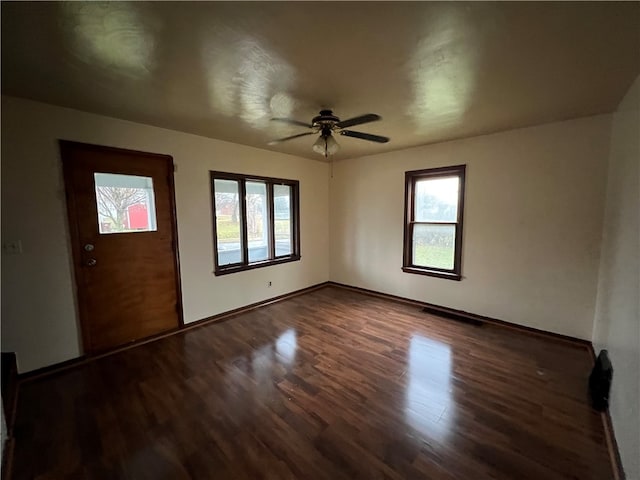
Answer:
60;141;182;353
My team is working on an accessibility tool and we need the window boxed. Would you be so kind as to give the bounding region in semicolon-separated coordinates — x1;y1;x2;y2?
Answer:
94;173;157;234
211;172;300;275
403;165;466;280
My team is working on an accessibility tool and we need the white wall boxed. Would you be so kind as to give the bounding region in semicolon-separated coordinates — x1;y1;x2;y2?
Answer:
1;95;330;373
593;76;640;480
330;115;612;340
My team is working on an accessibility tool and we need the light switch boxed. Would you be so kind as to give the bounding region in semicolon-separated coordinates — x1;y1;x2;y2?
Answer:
2;240;23;255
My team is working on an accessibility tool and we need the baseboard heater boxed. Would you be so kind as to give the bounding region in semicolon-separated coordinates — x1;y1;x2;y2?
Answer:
422;305;484;327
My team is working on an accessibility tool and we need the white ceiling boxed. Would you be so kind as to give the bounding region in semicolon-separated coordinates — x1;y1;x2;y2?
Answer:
2;2;639;160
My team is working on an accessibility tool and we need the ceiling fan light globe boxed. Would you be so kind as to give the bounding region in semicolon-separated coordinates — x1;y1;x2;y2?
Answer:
326;134;340;155
312;136;327;155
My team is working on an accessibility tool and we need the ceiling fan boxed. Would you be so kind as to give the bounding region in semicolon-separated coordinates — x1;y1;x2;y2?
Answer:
268;110;389;157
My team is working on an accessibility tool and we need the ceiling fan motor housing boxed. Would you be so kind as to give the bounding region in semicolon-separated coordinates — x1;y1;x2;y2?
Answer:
312;110;340;128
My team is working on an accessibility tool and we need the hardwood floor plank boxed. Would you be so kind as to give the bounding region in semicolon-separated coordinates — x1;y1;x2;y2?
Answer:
11;286;613;479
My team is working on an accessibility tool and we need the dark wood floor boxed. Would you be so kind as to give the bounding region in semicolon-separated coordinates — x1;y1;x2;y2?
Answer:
11;286;612;479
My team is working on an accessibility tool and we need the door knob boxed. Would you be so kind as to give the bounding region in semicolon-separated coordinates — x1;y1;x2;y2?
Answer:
86;258;97;267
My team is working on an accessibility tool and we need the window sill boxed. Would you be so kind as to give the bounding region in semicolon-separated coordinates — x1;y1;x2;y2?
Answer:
402;266;462;281
215;255;301;276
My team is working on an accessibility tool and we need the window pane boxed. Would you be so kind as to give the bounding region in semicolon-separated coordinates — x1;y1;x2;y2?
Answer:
414;176;459;222
246;181;268;263
214;179;242;266
94;173;157;234
274;184;292;256
412;224;456;270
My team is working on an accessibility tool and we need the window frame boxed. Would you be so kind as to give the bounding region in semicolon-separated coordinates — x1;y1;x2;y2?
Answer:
402;164;466;281
210;171;300;276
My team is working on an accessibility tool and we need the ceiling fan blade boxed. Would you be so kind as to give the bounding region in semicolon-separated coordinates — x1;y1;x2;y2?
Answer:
340;130;389;143
268;132;315;145
335;113;381;129
271;117;312;128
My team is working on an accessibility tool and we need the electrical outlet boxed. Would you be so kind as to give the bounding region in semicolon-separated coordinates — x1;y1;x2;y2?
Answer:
2;240;23;255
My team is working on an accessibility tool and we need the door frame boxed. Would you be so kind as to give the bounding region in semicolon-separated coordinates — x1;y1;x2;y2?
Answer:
59;140;184;354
